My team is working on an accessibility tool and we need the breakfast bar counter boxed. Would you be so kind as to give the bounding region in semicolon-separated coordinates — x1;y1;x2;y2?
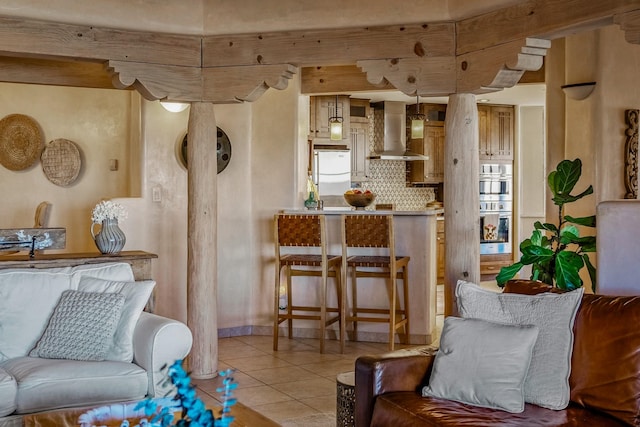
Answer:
280;209;441;345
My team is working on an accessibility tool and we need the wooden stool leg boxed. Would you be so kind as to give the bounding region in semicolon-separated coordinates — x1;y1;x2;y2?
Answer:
389;273;396;351
351;267;358;338
402;266;410;344
336;266;345;354
273;264;283;351
286;268;293;339
320;271;327;354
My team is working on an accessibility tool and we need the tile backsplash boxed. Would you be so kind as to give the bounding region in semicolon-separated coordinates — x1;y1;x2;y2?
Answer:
357;108;435;211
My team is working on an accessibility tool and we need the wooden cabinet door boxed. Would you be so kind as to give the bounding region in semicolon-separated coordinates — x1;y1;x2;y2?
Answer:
490;106;514;160
350;122;369;181
312;95;350;140
478;105;492;160
422;125;445;183
437;219;445;283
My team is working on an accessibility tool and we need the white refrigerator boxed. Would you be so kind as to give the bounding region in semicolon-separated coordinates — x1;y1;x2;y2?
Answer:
313;149;351;207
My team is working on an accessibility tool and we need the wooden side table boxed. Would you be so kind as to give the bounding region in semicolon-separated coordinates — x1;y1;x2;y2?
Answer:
336;371;355;427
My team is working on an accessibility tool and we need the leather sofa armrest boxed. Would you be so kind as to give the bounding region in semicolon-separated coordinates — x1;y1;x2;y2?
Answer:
355;346;437;427
133;312;193;397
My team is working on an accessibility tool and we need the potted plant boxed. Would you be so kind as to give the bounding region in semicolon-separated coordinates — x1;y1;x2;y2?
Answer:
496;158;596;291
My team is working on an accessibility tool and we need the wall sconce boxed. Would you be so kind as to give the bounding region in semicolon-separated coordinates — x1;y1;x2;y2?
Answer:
329;94;343;141
561;82;596;101
160;101;190;113
409;95;425;139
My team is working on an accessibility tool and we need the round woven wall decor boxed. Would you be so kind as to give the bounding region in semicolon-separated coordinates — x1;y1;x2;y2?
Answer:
41;138;82;187
0;114;44;171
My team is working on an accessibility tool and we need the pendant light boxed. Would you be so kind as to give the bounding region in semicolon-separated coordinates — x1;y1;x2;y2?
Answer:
329;94;343;141
410;95;425;139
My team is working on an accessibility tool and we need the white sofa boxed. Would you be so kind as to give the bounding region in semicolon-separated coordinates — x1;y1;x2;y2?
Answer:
0;262;192;424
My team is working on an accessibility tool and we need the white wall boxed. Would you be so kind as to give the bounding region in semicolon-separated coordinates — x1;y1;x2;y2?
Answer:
516;106;546;278
0;83;133;252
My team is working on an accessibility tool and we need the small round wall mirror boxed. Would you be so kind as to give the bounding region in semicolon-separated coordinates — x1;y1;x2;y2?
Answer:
178;127;232;174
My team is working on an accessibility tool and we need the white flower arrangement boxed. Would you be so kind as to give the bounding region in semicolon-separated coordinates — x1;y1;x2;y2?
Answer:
91;200;128;224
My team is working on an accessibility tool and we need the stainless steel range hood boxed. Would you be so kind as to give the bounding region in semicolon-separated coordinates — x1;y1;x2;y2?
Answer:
368;101;429;161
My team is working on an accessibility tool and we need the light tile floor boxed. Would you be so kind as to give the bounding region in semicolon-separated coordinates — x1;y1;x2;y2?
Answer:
193;335;415;425
191;282;498;425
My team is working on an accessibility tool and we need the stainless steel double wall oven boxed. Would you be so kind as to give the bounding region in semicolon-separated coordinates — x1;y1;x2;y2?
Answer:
479;163;512;255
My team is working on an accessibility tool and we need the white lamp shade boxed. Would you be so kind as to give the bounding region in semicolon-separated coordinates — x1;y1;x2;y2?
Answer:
160;101;190;113
330;119;343;140
411;119;424;139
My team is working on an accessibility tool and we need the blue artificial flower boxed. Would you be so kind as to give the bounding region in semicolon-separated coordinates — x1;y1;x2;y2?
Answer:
131;360;236;427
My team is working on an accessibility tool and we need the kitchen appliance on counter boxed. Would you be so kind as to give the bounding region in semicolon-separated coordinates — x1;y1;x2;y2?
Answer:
313;148;351;208
479;163;512;254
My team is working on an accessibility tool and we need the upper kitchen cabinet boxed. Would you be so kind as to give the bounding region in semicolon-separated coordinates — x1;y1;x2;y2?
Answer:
309;95;351;142
478;105;514;161
408;104;446;185
349;99;371;181
350;122;369;181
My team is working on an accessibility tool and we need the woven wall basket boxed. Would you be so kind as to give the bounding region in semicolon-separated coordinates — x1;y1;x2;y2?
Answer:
0;114;44;171
41;138;82;187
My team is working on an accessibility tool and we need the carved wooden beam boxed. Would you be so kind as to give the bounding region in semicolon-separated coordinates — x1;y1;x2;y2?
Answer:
356;57;456;96
457;0;640;55
202;23;455;67
107;60;202;101
625;109;639;199
614;10;640;44
456;38;550;94
202;64;297;103
108;60;297;103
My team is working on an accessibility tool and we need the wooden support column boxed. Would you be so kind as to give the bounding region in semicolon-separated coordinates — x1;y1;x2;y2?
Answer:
443;93;480;316
187;102;218;379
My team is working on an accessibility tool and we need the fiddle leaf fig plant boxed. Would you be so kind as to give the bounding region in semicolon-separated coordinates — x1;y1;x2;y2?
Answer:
496;158;597;291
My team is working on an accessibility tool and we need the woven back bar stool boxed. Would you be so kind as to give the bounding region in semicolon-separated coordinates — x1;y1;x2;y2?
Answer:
340;214;409;351
273;214;344;353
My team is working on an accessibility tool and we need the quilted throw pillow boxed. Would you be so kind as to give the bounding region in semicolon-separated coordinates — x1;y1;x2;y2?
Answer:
30;290;125;361
77;277;155;362
456;280;583;410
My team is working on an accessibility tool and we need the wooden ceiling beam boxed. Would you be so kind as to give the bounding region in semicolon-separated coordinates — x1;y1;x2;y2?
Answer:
0;16;201;67
202;23;455;67
457;0;640;55
0;57;114;89
301;65;395;94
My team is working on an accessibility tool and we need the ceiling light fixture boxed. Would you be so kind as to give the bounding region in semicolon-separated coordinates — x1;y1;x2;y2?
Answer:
160;101;190;113
409;95;425;139
329;94;343;141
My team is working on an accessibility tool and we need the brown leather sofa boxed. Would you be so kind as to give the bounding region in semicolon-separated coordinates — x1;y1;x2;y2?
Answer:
355;282;640;426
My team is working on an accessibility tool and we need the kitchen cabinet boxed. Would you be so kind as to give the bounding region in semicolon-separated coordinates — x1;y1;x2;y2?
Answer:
480;253;513;279
437;219;445;284
409;104;446;184
350;122;369;181
478;105;514;160
309;95;350;141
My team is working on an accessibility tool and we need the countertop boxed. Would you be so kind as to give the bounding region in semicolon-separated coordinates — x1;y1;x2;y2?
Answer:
282;208;443;216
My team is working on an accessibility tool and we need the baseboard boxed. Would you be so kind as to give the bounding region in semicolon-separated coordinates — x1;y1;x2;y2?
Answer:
223;325;433;345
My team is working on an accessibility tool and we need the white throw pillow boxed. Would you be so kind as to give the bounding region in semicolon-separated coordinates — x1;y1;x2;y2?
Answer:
456;280;584;410
77;276;155;362
70;262;135;287
30;290;125;361
0;267;75;360
423;316;539;413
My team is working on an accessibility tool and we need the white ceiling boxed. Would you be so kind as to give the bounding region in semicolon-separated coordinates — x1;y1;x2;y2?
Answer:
350;83;546;107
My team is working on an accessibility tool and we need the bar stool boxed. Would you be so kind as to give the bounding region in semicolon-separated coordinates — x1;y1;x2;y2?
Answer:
273;214;344;353
340;214;409;351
